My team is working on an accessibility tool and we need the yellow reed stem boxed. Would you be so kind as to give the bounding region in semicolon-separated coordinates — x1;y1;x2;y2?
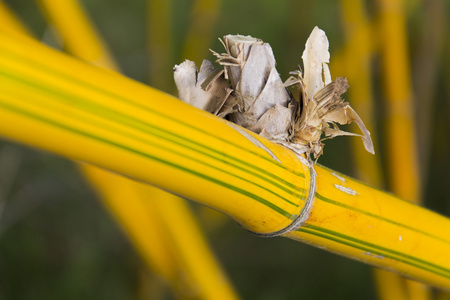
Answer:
376;0;430;298
283;164;450;290
177;0;227;229
34;1;238;298
83;167;177;279
85;168;238;299
0;1;29;36
181;0;222;65
376;0;421;203
35;0;117;69
373;271;408;300
338;1;411;299
8;0;174;288
1;0;176;294
1;31;450;289
339;0;383;187
147;188;238;300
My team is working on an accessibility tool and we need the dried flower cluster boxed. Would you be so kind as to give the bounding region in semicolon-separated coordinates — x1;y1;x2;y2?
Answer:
173;27;374;160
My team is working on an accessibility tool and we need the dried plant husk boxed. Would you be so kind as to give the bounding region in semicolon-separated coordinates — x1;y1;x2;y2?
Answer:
286;27;374;159
174;27;374;160
173;59;237;117
211;35;295;141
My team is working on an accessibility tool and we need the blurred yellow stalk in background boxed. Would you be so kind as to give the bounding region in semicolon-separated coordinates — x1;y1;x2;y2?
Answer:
376;0;421;203
180;0;222;65
338;0;415;299
338;0;382;186
377;0;430;298
34;0;117;69
1;29;450;290
0;1;29;36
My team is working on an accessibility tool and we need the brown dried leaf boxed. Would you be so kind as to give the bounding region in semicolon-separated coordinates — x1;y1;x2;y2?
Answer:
286;27;374;159
289;75;374;158
174;59;236;117
212;34;294;141
324;105;374;154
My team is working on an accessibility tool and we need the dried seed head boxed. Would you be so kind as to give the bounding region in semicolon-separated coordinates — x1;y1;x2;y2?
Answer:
174;27;374;161
211;34;294;141
286;27;374;159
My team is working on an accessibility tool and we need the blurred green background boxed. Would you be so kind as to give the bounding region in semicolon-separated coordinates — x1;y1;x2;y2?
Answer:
0;0;449;299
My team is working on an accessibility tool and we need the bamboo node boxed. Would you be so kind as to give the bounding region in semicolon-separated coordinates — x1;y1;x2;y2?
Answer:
253;156;316;237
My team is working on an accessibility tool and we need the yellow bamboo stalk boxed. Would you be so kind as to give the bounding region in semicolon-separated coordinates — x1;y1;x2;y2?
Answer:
0;1;29;36
376;0;421;203
34;1;238;298
180;0;222;65
146;188;237;299
34;0;117;69
176;0;228;228
1;30;450;289
84;168;177;279
2;0;175;289
86;168;238;299
283;164;450;290
338;1;411;299
376;0;430;298
339;0;383;187
373;272;408;300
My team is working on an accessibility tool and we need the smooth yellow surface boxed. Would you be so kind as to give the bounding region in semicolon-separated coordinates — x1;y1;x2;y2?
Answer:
34;1;239;298
173;0;227;228
0;1;29;36
36;0;117;68
377;0;421;203
339;0;383;187
373;270;408;300
377;0;430;297
0;29;309;235
149;188;238;300
181;0;222;65
1;28;450;289
6;0;177;284
339;1;415;299
85;167;239;299
83;166;176;279
285;165;450;289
